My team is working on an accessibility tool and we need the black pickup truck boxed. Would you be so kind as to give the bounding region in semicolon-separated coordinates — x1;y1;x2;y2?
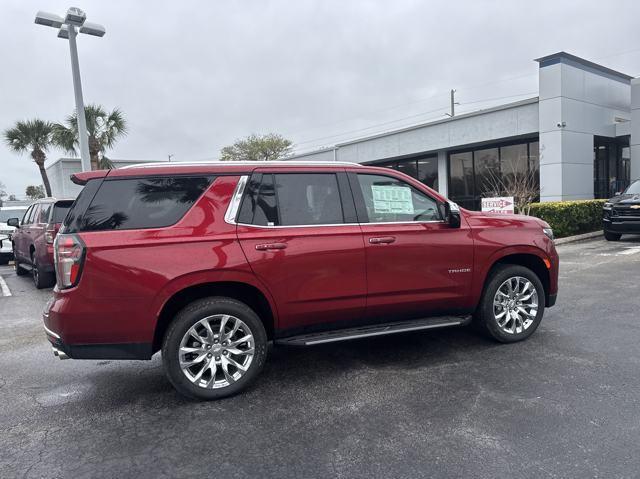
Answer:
603;179;640;241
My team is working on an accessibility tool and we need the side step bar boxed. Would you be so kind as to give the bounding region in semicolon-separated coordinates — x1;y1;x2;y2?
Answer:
275;315;471;346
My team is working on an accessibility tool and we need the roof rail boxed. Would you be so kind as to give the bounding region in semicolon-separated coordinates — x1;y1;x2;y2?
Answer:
119;160;363;169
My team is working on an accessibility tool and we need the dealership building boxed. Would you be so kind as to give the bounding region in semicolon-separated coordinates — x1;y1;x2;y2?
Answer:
288;52;640;209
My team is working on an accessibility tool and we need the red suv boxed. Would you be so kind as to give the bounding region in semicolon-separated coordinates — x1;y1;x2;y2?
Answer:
43;162;558;399
9;198;73;288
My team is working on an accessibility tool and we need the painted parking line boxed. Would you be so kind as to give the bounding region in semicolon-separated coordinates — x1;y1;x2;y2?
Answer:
619;246;640;256
0;275;11;297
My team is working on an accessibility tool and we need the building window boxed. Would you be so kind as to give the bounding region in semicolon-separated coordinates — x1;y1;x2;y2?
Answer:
593;136;630;199
449;151;475;209
447;138;540;210
373;155;439;190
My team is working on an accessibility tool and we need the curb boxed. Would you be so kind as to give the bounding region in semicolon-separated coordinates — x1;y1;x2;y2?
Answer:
554;230;603;245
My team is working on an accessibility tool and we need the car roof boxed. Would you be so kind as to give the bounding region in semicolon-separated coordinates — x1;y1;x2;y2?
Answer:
71;161;365;184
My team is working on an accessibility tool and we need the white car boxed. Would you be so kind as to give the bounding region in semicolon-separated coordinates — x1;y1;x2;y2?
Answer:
0;205;28;263
0;234;12;264
0;206;28;237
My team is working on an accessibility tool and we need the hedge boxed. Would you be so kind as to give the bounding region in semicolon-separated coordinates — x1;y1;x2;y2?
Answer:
527;199;606;238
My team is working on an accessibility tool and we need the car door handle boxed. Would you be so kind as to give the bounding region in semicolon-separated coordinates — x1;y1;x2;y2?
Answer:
369;236;396;244
255;242;287;251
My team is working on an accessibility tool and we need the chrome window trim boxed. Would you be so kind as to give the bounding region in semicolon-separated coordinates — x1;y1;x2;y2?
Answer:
224;175;249;225
234;219;446;229
226;172;447;229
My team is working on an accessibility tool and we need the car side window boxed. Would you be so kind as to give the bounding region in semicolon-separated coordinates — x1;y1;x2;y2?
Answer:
40;204;52;224
238;173;345;227
238;174;278;226
21;206;33;225
274;173;344;226
356;173;442;223
29;205;41;225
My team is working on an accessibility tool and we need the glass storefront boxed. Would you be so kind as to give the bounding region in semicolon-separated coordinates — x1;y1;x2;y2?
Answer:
448;139;540;210
374;154;439;191
593;136;630;199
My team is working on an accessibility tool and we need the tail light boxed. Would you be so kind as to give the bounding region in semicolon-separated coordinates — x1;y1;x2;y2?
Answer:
45;224;56;244
54;234;86;289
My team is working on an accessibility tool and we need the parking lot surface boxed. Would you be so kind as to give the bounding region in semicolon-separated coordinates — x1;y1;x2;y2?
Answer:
1;236;640;478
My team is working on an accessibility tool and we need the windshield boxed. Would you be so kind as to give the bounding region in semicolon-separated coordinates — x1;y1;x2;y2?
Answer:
0;209;27;222
623;180;640;195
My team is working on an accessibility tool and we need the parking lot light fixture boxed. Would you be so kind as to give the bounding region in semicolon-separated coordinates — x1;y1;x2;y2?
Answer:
34;7;106;173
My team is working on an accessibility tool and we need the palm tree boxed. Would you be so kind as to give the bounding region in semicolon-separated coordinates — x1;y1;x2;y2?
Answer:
4;119;55;196
53;104;127;170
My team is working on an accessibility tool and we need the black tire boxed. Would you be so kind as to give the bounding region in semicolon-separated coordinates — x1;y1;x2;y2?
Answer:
162;297;268;400
604;231;621;241
32;253;54;289
14;249;28;276
475;264;546;343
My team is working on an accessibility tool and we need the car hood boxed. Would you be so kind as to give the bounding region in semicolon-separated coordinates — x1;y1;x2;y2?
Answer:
0;222;16;233
462;209;550;229
607;193;640;205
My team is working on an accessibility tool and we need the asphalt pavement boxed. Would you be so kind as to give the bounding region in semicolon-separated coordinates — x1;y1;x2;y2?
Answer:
1;236;640;478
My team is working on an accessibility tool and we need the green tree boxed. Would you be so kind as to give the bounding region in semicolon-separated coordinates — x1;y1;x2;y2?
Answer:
220;133;293;162
53;104;127;171
25;185;46;200
3;119;55;196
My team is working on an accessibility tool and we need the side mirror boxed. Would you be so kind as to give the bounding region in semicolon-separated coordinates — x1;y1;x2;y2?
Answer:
443;202;461;228
7;218;20;228
615;192;622;196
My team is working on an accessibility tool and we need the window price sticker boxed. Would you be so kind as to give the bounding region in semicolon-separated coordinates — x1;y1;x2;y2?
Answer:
371;185;414;214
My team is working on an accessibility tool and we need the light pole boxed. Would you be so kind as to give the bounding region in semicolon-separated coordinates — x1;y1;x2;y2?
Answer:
35;8;105;172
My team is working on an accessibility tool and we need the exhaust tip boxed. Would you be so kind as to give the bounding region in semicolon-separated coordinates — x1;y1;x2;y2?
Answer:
52;347;69;360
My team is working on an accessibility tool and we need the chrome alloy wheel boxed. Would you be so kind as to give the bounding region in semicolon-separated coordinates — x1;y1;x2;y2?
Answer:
493;276;539;334
179;314;255;389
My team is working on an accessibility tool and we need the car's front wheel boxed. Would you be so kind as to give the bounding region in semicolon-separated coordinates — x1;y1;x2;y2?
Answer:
475;264;546;343
604;231;621;241
162;297;268;400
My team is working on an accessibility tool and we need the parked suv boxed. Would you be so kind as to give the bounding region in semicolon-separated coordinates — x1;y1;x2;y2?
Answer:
602;179;640;241
43;162;558;399
8;198;73;288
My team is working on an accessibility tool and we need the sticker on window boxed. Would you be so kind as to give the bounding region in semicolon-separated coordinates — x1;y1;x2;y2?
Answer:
371;185;414;214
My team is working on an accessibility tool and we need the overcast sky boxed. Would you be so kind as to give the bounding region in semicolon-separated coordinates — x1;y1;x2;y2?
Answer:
2;0;640;196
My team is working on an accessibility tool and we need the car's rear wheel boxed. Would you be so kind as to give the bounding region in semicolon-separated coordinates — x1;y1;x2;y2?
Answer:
31;253;54;289
475;264;545;343
162;297;268;400
604;231;622;241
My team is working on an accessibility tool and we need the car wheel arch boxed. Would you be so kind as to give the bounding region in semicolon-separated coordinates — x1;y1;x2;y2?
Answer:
476;249;551;306
152;280;277;353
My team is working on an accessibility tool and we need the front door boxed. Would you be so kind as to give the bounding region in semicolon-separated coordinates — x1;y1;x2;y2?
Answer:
350;171;475;320
235;170;366;334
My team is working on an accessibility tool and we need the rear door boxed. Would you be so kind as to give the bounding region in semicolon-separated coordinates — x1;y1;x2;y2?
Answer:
235;169;366;334
350;171;475;321
16;205;36;261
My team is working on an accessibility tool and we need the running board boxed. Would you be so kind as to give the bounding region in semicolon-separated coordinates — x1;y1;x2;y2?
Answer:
275;315;471;346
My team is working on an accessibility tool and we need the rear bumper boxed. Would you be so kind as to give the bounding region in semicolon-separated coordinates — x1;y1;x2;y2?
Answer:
43;301;152;360
603;219;640;234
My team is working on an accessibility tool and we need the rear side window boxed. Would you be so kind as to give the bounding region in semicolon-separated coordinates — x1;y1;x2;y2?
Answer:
275;174;344;226
39;203;52;223
238;173;345;226
51;202;73;224
65;176;212;232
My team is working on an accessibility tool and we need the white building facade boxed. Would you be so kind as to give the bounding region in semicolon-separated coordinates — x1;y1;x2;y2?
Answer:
46;158;153;198
289;52;639;209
